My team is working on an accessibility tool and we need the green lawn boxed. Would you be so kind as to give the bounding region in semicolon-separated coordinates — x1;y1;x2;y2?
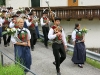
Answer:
0;64;24;75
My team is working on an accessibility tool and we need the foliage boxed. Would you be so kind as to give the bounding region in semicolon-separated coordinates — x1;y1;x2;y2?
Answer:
0;64;24;75
81;28;88;34
2;28;16;36
86;57;100;69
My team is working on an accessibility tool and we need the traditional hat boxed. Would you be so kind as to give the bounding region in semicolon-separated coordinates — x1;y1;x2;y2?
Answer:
12;14;18;18
7;7;10;10
16;11;22;14
7;7;13;10
28;12;33;15
42;11;48;14
9;7;13;9
42;8;48;14
2;10;7;13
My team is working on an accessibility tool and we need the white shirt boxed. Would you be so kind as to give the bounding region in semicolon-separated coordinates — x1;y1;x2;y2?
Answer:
40;17;46;26
48;27;67;46
40;17;50;27
0;17;5;27
24;19;32;27
9;21;15;28
11;28;31;44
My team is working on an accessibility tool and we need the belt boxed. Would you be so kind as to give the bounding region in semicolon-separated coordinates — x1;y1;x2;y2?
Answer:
75;40;82;43
53;40;62;44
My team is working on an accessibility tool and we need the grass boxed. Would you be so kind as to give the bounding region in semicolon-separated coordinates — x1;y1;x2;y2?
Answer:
0;64;24;75
86;57;100;69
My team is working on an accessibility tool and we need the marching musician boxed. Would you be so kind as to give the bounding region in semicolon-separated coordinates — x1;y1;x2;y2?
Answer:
40;11;50;48
28;12;37;51
48;17;67;75
9;14;19;28
16;11;22;17
20;14;30;29
7;7;14;20
2;10;11;47
25;8;30;18
0;13;5;44
33;11;40;38
7;7;13;14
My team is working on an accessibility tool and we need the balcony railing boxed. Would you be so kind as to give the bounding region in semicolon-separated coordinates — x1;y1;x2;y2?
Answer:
30;6;100;20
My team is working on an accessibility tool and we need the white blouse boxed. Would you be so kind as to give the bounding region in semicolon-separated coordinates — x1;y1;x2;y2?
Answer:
72;30;76;42
72;29;82;42
11;28;31;44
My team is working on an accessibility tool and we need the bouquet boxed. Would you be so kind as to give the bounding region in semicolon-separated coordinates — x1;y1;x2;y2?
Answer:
2;28;16;36
81;28;88;34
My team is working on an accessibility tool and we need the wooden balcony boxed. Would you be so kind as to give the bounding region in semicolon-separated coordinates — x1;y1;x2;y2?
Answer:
30;6;100;21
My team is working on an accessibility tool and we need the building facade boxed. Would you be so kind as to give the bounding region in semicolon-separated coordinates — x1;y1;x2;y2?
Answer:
5;0;100;48
6;0;100;8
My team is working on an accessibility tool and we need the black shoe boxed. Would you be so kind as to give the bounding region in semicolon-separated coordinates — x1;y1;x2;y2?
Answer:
7;43;10;46
31;46;34;51
31;48;34;51
45;46;48;49
4;45;7;47
53;61;56;66
78;64;83;68
57;72;61;75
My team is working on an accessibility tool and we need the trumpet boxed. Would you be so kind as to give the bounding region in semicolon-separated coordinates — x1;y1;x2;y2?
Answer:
33;17;39;23
54;26;62;33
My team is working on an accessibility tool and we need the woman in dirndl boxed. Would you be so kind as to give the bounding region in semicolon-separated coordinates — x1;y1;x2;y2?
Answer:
11;18;32;73
71;23;86;68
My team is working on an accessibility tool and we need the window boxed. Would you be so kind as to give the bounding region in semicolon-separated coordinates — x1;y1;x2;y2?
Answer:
0;0;5;5
31;0;40;7
73;0;76;3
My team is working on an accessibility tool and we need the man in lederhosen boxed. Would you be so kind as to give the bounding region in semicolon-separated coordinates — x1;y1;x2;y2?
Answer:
48;17;67;75
40;11;50;48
